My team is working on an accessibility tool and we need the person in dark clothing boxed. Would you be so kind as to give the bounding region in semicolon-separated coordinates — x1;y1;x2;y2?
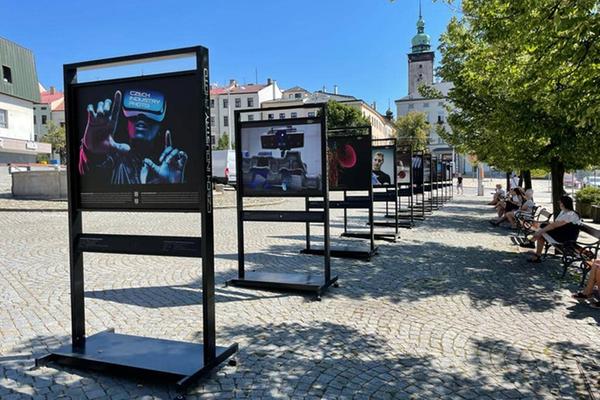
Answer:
372;151;391;185
78;89;188;185
456;174;463;194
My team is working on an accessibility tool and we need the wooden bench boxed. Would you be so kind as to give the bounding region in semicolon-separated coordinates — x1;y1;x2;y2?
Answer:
512;207;552;246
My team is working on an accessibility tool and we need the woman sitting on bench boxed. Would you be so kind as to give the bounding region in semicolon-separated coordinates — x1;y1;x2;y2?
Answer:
572;259;600;308
491;187;526;226
527;195;581;263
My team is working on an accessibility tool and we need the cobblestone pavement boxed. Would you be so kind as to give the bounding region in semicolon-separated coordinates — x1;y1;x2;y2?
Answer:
1;182;599;399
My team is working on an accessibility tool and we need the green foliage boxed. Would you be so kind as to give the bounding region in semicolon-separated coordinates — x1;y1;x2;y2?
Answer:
395;112;429;151
575;186;600;204
41;121;66;162
36;154;50;163
216;133;230;150
326;100;370;131
434;0;600;212
530;169;549;178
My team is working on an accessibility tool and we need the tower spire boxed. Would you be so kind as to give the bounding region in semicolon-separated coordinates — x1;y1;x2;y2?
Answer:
419;0;422;19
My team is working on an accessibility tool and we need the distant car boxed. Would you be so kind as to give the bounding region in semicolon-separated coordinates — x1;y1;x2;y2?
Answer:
583;176;600;188
212;150;236;185
563;174;581;188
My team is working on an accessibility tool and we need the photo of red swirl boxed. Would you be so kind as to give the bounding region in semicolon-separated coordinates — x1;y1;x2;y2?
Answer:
337;144;357;168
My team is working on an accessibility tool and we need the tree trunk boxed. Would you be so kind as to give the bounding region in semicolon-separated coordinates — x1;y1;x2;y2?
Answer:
506;172;511;191
518;172;523;188
522;170;532;190
550;157;565;218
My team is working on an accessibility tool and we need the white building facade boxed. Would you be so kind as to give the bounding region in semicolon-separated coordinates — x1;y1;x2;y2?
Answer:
210;79;282;148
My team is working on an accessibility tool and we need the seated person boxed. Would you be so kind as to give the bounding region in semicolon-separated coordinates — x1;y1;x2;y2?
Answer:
527;195;581;263
572;259;600;308
488;184;506;205
491;187;526;225
508;188;535;227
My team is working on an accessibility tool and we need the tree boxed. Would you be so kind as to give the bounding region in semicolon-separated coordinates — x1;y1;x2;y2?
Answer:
326;100;370;131
433;0;600;214
216;133;231;150
395;111;429;151
41;121;67;162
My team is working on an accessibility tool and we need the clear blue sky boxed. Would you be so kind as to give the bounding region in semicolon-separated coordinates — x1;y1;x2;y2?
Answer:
2;0;459;114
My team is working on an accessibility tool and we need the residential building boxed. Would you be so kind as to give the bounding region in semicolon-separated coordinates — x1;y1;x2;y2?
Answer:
394;11;468;173
209;79;282;148
34;84;65;140
0;37;51;163
262;87;395;139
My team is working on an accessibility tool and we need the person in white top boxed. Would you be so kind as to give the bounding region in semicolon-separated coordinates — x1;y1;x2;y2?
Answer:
510;172;519;190
488;184;506;205
492;187;525;223
507;188;535;228
528;195;581;263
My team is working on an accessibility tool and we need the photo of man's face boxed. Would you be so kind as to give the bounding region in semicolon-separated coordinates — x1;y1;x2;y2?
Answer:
372;152;384;171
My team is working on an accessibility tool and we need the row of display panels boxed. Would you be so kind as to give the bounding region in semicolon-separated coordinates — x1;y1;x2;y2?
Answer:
68;72;451;211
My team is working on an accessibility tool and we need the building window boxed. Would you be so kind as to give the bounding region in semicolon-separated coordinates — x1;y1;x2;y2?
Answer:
291;112;297;118
2;66;12;83
33;115;36;125
235;98;241;108
268;113;274;120
248;114;254;121
438;102;444;107
210;99;215;108
423;102;429;108
279;113;285;119
247;98;254;107
42;115;47;125
288;94;293;99
60;122;65;128
223;99;228;108
294;93;302;99
437;115;444;124
211;135;216;145
0;109;7;128
408;104;414;110
307;112;315;118
41;106;47;110
210;116;215;126
223;116;229;127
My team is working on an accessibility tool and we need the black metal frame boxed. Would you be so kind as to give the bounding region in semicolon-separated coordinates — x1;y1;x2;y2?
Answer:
303;126;377;260
385;142;416;226
35;47;237;393
227;104;338;300
344;138;402;242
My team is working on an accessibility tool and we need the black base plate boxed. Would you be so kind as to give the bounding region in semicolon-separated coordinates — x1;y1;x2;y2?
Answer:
341;231;400;243
36;330;238;390
227;271;338;297
300;246;377;261
368;220;413;228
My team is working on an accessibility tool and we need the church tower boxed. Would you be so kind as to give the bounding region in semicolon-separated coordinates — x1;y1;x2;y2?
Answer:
407;1;434;95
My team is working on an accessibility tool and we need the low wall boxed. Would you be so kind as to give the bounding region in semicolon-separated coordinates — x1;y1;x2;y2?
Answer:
12;170;67;199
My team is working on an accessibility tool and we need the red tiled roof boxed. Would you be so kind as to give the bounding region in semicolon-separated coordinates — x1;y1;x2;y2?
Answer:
53;101;65;111
40;91;64;104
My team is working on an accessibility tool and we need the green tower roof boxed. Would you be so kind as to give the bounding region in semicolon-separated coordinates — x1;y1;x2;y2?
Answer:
411;12;431;53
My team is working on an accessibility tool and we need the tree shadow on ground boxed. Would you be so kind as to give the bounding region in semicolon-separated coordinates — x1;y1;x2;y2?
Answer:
0;334;178;399
257;240;568;313
3;322;587;399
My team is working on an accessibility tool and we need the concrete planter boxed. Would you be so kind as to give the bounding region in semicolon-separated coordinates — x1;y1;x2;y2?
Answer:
11;169;67;199
576;201;593;218
592;205;600;223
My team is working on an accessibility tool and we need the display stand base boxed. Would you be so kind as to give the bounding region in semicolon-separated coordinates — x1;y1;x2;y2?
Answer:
35;330;238;392
341;231;400;243
301;246;377;261
385;213;425;221
368;220;413;228
227;271;338;300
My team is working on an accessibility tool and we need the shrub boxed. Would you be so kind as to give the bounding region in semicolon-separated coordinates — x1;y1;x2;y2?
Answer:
575;186;600;204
